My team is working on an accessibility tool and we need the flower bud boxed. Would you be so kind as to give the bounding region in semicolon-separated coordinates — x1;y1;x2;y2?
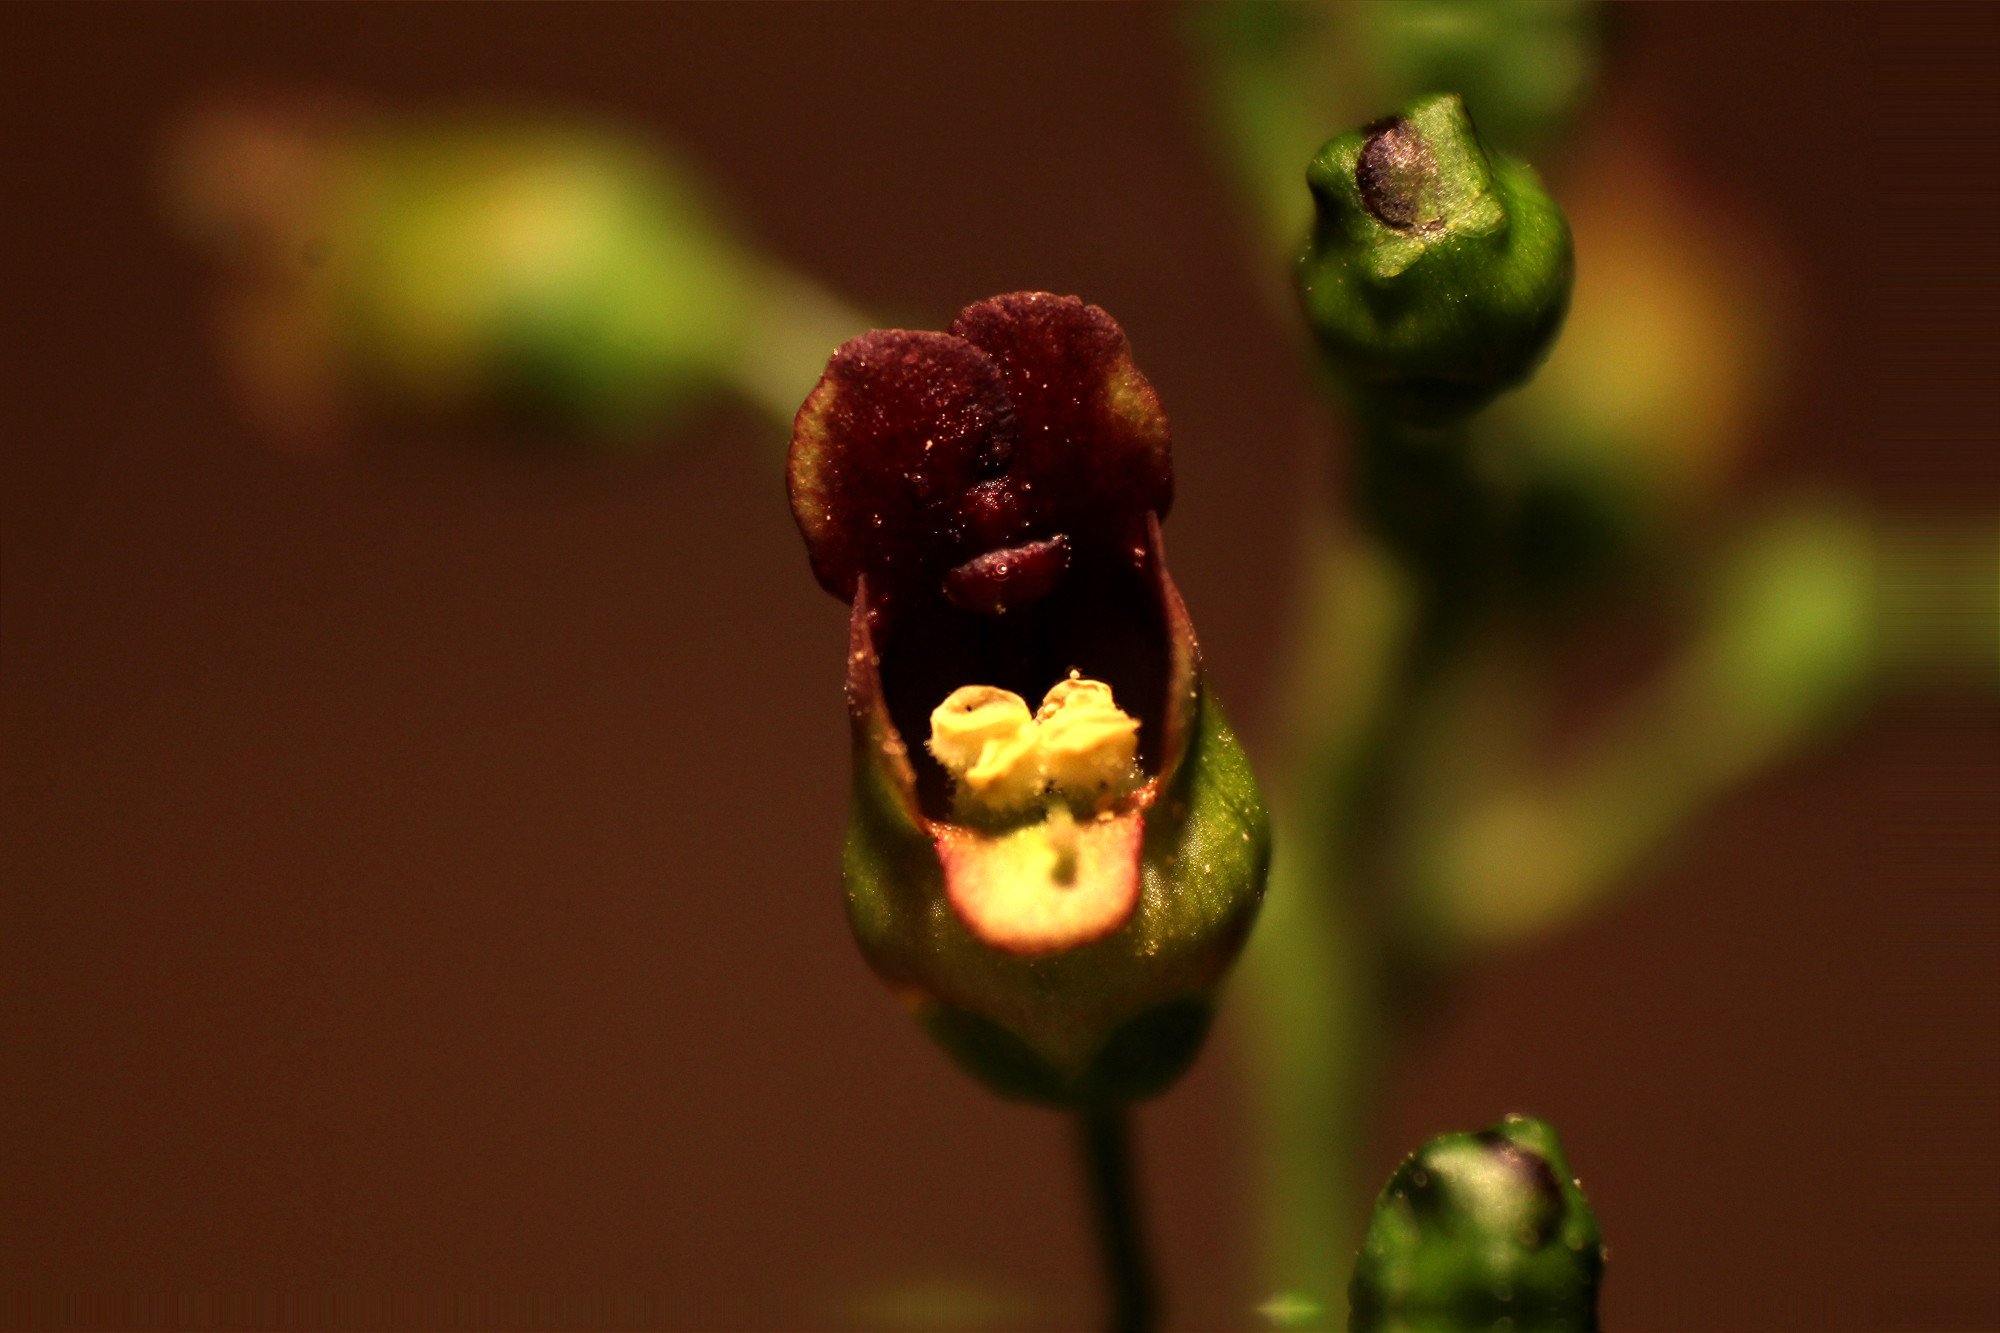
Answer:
1297;94;1573;423
165;104;753;446
342;122;753;433
789;293;1270;1106
1350;1115;1603;1328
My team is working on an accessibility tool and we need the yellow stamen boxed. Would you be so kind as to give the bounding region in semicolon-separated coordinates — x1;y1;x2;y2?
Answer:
1037;673;1141;803
927;686;1042;814
927;674;1141;819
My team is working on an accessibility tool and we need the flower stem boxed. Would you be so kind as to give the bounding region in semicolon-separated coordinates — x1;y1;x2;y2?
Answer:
1238;521;1475;1322
730;263;875;432
1076;1104;1158;1333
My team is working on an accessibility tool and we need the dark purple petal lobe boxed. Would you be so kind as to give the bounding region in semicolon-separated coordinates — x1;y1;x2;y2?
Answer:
788;330;1017;604
948;292;1173;564
790;294;1176;615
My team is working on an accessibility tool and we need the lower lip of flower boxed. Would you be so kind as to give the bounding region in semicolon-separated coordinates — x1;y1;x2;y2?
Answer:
934;804;1145;957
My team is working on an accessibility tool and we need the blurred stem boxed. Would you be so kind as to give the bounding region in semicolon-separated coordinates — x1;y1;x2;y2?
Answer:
1415;501;1890;958
1243;496;1968;1318
1879;516;2000;685
1239;823;1379;1328
1239;524;1422;1324
1417;507;2000;959
1076;1105;1158;1333
728;263;874;431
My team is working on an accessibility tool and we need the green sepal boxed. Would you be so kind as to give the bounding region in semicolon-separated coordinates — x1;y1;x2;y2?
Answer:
843;678;1269;1107
1349;1115;1603;1328
917;997;1213;1108
1298;94;1572;424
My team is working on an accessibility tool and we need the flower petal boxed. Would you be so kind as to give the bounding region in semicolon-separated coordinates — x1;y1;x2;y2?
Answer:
948;292;1173;563
937;813;1144;956
788;329;1016;604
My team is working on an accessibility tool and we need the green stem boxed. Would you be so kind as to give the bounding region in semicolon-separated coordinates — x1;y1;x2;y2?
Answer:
729;263;876;431
1076;1105;1158;1333
1239;420;1499;1317
1415;500;1886;958
1239;527;1427;1325
1238;845;1379;1328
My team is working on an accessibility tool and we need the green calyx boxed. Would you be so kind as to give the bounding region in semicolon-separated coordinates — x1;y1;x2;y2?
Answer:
1350;1115;1603;1329
1298;94;1573;424
844;678;1270;1107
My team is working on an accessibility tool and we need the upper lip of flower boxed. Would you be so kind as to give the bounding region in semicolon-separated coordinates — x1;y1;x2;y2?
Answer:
789;292;1199;831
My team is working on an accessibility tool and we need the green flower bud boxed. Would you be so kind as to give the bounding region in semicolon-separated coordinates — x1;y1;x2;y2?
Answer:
166;104;753;445
789;293;1271;1106
1298;94;1573;424
339;121;753;434
1350;1115;1604;1330
1185;1;1601;252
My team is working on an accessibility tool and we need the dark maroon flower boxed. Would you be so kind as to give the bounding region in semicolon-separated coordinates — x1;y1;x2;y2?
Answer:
787;292;1267;1106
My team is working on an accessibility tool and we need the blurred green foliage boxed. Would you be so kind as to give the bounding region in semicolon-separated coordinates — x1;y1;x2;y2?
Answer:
334;122;754;435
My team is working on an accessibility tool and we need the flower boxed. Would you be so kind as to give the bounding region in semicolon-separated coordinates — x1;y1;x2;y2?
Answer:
788;292;1269;1105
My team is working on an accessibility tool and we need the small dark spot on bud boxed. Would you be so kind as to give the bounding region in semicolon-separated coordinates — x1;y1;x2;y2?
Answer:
1474;1130;1566;1243
1357;117;1440;231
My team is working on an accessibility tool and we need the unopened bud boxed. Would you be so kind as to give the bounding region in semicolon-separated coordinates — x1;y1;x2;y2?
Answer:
1350;1115;1603;1328
1298;94;1572;424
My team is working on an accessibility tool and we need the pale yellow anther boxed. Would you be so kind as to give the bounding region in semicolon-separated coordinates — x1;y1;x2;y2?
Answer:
959;721;1045;813
1036;675;1118;721
928;675;1142;820
1036;675;1141;801
928;686;1042;815
928;686;1032;772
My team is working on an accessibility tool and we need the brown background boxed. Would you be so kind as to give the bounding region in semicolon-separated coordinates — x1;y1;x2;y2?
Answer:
4;5;1996;1331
